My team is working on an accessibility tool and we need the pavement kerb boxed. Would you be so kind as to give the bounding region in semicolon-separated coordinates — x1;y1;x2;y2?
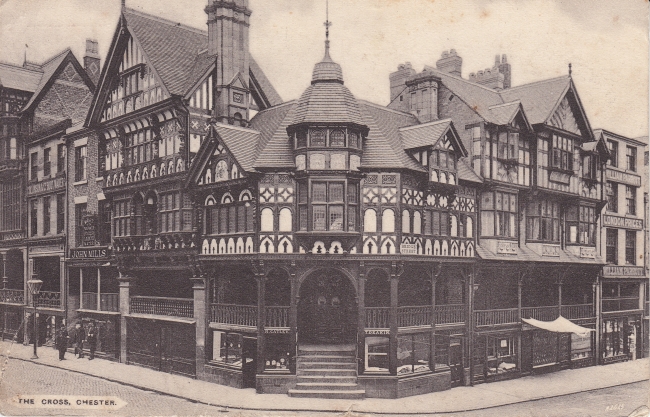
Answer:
5;353;649;415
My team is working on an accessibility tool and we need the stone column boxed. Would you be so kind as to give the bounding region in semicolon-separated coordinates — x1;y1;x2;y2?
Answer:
191;275;207;378
388;262;401;375
117;274;135;363
357;262;366;375
289;262;297;374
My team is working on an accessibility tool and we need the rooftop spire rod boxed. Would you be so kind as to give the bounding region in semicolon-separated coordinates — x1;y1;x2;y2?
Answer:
323;0;332;59
568;62;572;77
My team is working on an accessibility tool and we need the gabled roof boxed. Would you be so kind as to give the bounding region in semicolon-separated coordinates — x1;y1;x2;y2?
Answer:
457;158;482;183
21;49;95;113
398;118;468;157
0;62;42;92
123;8;208;97
487;101;531;131
500;76;571;125
251;101;298;169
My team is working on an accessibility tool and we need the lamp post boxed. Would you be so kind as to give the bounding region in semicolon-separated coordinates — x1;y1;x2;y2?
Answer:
27;278;43;359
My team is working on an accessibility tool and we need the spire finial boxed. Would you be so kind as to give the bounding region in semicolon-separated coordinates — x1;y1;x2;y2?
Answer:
323;0;332;59
568;62;572;77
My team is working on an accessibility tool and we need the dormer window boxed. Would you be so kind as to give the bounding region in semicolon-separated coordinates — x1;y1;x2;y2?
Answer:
498;131;518;161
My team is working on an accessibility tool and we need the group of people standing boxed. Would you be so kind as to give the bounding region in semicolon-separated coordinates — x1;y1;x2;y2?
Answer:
55;321;97;361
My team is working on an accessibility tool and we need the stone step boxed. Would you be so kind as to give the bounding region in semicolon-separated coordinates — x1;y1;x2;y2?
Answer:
297;375;358;384
297;361;358;370
297;368;357;377
288;389;366;399
294;382;361;391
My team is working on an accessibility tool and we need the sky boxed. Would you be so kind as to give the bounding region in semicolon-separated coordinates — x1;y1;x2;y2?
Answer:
0;0;647;139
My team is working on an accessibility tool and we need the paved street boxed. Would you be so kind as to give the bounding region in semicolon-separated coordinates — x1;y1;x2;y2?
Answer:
0;359;647;417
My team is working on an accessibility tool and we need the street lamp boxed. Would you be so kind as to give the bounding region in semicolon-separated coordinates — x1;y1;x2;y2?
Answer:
27;278;43;359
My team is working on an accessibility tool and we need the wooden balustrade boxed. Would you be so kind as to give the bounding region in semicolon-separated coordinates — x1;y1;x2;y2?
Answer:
561;304;594;319
602;297;640;313
130;296;193;318
34;291;61;309
397;306;432;327
101;293;119;312
475;308;518;326
365;307;389;328
265;306;289;328
434;304;466;324
0;289;24;305
114;232;196;252
82;292;97;310
210;303;257;327
522;306;558;321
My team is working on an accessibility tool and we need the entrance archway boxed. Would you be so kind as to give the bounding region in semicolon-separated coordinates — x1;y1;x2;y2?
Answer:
298;269;357;345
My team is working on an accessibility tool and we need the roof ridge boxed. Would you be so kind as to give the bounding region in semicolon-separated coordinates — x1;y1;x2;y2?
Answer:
424;65;505;95
503;75;569;92
357;99;416;117
399;118;452;131
0;61;43;73
123;7;208;36
254;99;297;114
40;48;72;67
488;100;521;110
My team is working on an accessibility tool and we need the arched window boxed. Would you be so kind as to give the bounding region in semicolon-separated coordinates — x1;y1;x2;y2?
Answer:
382;209;395;233
450;215;458;237
221;193;233;204
364;209;377;233
132;193;144;235
279;208;292;232
215;160;228;181
466;216;473;238
402;210;410;234
413;211;422;235
260;208;274;232
231;164;239;179
330;130;345;147
239;190;252;201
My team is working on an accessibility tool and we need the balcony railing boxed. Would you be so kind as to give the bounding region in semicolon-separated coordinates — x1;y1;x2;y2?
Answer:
365;307;390;329
522;306;559;322
398;306;431;327
0;289;24;305
602;297;640;313
265;306;289;328
130;296;193;318
82;292;119;312
434;304;466;324
34;291;62;309
210;303;257;327
561;304;594;319
475;308;518;327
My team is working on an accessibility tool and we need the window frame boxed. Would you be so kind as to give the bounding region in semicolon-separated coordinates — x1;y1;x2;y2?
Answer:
625;185;636;216
30;199;38;236
550;134;574;172
480;191;518;238
566;205;596;245
43;147;51;177
626;146;636;172
42;196;51;235
57;144;65;175
607;140;618;167
625;231;636;265
30;152;38;181
606;182;618;213
526;199;560;243
606;228;617;265
75;203;87;245
74;145;87;182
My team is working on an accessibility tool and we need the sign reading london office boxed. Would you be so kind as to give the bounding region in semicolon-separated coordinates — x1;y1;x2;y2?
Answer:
602;214;643;230
605;169;641;187
69;247;109;259
27;176;66;196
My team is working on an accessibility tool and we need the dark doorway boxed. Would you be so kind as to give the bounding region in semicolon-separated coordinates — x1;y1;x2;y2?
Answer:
242;336;257;388
449;338;463;387
298;270;357;345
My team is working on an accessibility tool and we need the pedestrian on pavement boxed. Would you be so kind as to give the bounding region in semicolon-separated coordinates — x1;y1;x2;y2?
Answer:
55;327;69;360
87;322;97;360
74;323;85;358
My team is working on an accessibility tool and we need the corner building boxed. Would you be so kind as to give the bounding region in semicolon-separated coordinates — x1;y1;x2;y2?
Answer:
73;1;624;399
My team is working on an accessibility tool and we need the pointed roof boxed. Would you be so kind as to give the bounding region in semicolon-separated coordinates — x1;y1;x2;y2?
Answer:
251;101;298;169
0;62;42;92
399;118;468;156
500;76;571;126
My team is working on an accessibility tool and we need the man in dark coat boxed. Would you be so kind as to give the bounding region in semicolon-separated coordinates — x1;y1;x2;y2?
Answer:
55;327;69;360
87;322;97;360
74;323;85;358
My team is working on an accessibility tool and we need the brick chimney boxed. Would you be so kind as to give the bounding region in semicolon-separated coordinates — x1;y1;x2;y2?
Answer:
389;62;416;107
497;54;511;89
83;39;101;86
205;0;251;122
469;54;511;91
436;49;462;77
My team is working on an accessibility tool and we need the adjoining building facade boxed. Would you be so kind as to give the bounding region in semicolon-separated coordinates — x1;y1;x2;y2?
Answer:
596;129;648;363
0;45;95;346
1;0;647;401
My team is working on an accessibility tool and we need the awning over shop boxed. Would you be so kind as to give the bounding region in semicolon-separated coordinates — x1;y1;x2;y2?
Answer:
522;316;594;337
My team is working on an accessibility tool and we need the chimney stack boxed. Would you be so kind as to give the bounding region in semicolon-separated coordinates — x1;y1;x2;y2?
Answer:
84;39;101;86
436;49;462;77
388;62;415;106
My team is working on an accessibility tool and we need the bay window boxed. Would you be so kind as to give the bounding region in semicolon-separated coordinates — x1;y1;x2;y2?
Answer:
113;199;131;237
527;199;559;242
551;134;573;171
480;191;517;238
566;205;595;245
205;194;254;234
125;128;154;165
313;182;343;231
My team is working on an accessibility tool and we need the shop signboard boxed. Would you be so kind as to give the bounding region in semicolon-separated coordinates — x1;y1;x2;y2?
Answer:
82;214;98;247
400;244;417;255
605;169;641;187
69;247;109;259
602;266;645;278
602;214;643;230
27;176;66;196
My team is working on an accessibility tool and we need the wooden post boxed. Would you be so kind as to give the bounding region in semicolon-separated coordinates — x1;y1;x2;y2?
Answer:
467;266;476;386
517;270;523;371
289;261;297;374
594;277;601;364
430;263;441;372
79;268;84;310
357;261;366;375
255;262;267;376
97;268;101;311
389;262;401;375
557;275;563;364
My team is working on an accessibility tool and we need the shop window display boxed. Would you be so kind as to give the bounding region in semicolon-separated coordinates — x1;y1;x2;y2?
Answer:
213;331;243;367
264;334;292;371
397;333;430;375
570;332;592;360
365;336;389;372
601;318;636;360
486;336;518;376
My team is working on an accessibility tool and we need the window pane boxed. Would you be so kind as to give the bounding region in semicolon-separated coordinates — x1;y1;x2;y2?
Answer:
313;206;326;231
310;129;326;147
329;206;343;231
347;184;357;203
312;183;327;202
330;130;345;147
329;183;344;202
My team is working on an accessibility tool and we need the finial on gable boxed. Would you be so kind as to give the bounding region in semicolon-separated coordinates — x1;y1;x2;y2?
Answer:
121;0;126;9
568;62;572;77
323;0;333;60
